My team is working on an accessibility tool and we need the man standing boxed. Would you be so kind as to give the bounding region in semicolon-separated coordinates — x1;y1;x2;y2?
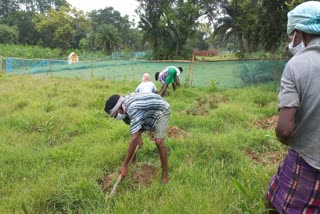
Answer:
155;66;183;97
265;1;320;213
104;93;170;183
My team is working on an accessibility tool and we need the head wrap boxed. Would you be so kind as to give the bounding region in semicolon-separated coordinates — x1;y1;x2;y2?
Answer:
287;1;320;35
142;73;151;82
105;95;124;117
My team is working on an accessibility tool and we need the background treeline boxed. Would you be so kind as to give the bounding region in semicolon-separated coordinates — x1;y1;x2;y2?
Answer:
0;0;305;59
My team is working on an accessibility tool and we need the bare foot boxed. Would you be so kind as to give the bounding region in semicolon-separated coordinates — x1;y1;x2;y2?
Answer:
161;175;169;184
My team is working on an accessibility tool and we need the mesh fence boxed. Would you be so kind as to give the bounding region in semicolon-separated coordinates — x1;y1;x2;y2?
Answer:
3;57;287;89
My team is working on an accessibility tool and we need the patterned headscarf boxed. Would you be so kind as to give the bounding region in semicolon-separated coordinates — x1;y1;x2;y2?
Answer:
287;1;320;35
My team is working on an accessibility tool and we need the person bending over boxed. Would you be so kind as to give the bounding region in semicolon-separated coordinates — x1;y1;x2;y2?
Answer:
104;93;170;183
155;66;183;97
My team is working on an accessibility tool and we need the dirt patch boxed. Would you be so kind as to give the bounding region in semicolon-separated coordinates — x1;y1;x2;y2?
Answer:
255;115;278;130
167;126;188;138
245;149;287;165
186;94;229;116
101;163;158;193
147;126;187;140
131;163;158;187
101;172;118;193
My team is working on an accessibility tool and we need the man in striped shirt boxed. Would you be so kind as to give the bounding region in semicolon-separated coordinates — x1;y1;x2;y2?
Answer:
104;93;171;183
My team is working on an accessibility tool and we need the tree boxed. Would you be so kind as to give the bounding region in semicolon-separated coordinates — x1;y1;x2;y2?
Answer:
94;24;122;54
0;24;18;44
259;0;290;53
162;0;202;56
189;23;211;50
4;11;39;45
89;7;137;51
214;1;245;52
285;0;305;10
234;0;261;53
18;0;68;14
0;0;18;19
137;0;165;58
137;0;222;59
33;6;89;54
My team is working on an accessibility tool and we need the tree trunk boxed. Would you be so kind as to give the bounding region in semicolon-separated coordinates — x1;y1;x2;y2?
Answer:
175;42;181;56
237;32;244;52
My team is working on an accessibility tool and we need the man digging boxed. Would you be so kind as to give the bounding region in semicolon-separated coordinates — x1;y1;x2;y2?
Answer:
104;93;170;183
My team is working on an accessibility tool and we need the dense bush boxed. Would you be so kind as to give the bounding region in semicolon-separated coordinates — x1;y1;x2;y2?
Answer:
0;44;62;58
238;60;286;84
0;24;19;44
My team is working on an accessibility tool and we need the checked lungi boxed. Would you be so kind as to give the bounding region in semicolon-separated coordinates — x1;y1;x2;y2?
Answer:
266;150;320;214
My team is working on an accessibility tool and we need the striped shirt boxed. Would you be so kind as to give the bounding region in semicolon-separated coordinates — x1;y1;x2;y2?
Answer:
123;93;170;134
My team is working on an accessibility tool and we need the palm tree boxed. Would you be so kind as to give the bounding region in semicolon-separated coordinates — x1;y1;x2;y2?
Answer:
213;2;244;52
95;24;122;54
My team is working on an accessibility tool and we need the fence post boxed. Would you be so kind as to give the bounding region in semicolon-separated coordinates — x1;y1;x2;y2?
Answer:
23;58;27;75
90;61;93;79
48;59;52;77
131;56;135;81
188;55;195;86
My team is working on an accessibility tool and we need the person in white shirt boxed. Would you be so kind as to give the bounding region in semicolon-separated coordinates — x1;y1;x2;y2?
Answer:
135;73;157;93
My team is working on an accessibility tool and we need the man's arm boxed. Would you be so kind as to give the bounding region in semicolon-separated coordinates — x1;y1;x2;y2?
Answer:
175;76;181;87
275;107;297;145
120;130;142;178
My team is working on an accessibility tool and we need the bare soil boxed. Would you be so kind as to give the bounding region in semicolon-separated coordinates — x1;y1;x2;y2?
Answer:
147;126;188;140
186;94;229;116
255;115;278;130
245;149;287;166
101;163;159;193
167;126;188;138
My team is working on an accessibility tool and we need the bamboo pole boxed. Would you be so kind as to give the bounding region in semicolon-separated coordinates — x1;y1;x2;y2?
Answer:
23;58;27;75
90;61;94;79
48;59;52;77
105;145;139;202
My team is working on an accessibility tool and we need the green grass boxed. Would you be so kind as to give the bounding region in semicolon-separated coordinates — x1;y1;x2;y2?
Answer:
0;72;286;213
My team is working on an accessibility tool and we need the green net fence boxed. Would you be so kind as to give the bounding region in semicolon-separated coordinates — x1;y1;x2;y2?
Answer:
2;57;287;89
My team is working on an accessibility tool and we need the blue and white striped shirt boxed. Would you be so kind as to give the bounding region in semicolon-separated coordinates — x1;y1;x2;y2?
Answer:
123;93;170;134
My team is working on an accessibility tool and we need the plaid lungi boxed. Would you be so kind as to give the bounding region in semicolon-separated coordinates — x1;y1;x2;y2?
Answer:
266;150;320;214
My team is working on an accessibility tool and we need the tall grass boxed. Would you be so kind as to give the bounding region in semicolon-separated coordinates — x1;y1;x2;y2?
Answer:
0;72;285;213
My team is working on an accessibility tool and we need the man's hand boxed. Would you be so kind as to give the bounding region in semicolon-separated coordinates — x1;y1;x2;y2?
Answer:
120;165;128;179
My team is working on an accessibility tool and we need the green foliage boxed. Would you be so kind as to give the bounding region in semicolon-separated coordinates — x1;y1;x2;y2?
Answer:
0;72;283;213
210;80;219;92
137;0;210;59
94;24;122;54
32;6;89;54
0;24;19;44
285;0;305;10
0;44;62;58
237;60;286;84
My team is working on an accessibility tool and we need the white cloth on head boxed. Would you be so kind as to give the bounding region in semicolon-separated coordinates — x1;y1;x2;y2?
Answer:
109;96;124;117
142;73;151;82
287;1;320;35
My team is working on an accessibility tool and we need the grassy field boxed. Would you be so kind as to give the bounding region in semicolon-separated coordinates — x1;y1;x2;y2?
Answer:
0;72;286;213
